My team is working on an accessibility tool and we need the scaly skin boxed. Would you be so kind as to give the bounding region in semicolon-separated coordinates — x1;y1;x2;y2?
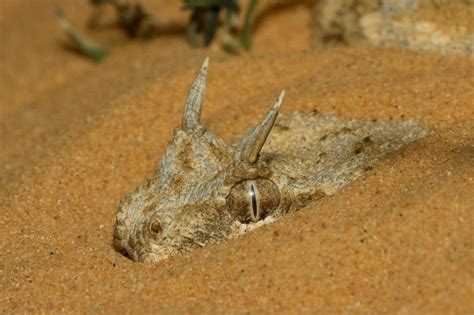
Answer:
114;59;427;262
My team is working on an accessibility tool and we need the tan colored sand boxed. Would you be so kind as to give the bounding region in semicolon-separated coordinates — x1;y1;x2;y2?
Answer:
1;0;473;313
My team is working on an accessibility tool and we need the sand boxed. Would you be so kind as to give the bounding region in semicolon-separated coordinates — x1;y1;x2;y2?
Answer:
1;0;473;313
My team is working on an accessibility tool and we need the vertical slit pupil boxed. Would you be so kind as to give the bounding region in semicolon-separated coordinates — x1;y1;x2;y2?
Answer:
250;184;258;219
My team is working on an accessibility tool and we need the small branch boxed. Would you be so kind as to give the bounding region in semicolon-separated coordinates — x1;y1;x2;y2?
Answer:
55;6;108;62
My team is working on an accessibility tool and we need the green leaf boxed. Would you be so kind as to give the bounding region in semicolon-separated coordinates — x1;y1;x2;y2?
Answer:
203;8;220;46
241;0;259;50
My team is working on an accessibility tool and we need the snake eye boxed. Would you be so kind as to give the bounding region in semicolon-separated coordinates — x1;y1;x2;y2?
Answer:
249;182;259;220
226;179;280;223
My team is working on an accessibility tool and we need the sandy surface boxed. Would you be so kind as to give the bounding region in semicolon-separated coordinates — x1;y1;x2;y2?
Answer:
1;0;473;313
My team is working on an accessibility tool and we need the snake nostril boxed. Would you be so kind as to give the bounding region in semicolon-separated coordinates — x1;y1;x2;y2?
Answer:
150;221;162;234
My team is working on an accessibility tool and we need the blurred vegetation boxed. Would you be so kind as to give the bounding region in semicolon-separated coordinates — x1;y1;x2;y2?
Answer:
56;0;260;61
55;6;108;62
